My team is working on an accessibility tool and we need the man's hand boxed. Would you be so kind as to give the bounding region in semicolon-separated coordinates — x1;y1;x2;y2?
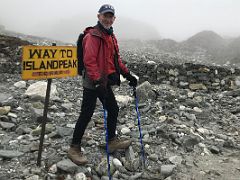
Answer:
124;73;137;87
94;79;107;99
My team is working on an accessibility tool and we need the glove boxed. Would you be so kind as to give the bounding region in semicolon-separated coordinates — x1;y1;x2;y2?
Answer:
94;79;108;99
124;73;137;87
108;72;120;86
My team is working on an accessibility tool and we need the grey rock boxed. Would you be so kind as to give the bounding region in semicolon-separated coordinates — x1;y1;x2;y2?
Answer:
101;176;118;180
169;155;182;165
125;146;136;161
149;154;158;162
161;164;176;177
30;107;53;123
210;146;221;154
0;150;24;158
56;159;78;173
56;126;73;137
129;172;143;180
25;175;39;180
182;135;201;151
16;125;32;135
0;121;15;130
0;93;12;105
92;175;101;180
96;158;115;176
136;81;156;102
61;102;73;111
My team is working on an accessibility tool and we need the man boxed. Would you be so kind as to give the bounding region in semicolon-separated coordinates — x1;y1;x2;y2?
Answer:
68;4;138;165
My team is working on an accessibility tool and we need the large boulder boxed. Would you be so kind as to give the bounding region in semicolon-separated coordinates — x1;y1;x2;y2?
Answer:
136;81;156;102
25;81;58;100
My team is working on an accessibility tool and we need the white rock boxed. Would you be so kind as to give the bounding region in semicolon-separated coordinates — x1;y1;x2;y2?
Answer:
113;158;122;167
159;115;167;122
75;172;86;180
235;76;240;86
16;107;24;111
8;112;17;118
187;91;195;98
14;81;26;88
115;95;133;106
193;107;203;113
145;144;150;149
25;81;58;100
198;143;206;148
197;128;210;135
147;60;156;64
179;105;186;111
49;164;57;174
67;124;75;128
121;127;131;135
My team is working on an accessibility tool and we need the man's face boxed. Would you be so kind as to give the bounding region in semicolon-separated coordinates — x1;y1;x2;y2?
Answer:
98;12;116;29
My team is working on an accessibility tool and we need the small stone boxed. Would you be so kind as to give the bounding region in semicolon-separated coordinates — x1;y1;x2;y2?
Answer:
61;102;73;111
14;81;26;88
193;107;202;113
179;105;186;111
197;128;210;135
25;175;39;180
96;158;115;176
210;146;220;154
159;115;167;122
121;127;131;135
189;83;207;90
149;154;158;161
56;159;78;174
161;165;176;177
7;112;17;118
75;172;87;180
0;150;24;159
56;126;73;137
169;156;182;165
115;95;133;106
0;106;11;115
113;158;122;167
0;121;15;130
31;124;54;136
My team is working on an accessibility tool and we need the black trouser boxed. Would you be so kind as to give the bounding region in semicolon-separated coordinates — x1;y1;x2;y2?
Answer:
71;86;119;145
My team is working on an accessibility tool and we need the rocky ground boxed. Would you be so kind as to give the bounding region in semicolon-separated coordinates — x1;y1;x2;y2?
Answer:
0;33;240;180
0;72;240;180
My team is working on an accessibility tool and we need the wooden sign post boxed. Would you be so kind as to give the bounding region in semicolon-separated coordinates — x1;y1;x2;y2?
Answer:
22;44;77;166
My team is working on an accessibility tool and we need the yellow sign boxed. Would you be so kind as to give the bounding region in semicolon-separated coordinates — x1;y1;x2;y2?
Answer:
22;46;77;80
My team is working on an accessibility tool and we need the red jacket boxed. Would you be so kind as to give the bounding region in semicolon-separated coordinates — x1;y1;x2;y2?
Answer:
82;27;129;82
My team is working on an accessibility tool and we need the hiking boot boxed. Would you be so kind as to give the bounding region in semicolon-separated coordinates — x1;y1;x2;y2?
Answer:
67;145;88;165
108;137;132;153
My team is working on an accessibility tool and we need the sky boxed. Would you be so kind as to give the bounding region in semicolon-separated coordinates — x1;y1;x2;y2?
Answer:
0;0;239;42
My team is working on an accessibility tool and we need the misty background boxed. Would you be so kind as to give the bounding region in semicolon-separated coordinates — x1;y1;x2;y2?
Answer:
0;0;240;43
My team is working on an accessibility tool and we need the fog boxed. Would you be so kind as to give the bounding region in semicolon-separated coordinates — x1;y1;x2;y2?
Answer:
0;0;240;42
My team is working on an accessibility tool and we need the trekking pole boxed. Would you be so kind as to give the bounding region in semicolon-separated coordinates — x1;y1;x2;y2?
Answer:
133;86;146;170
103;99;112;180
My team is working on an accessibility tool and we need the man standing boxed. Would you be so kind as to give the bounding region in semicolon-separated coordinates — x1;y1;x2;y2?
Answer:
68;4;138;165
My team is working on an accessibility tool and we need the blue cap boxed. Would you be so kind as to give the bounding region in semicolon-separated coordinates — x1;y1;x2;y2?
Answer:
98;4;115;15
